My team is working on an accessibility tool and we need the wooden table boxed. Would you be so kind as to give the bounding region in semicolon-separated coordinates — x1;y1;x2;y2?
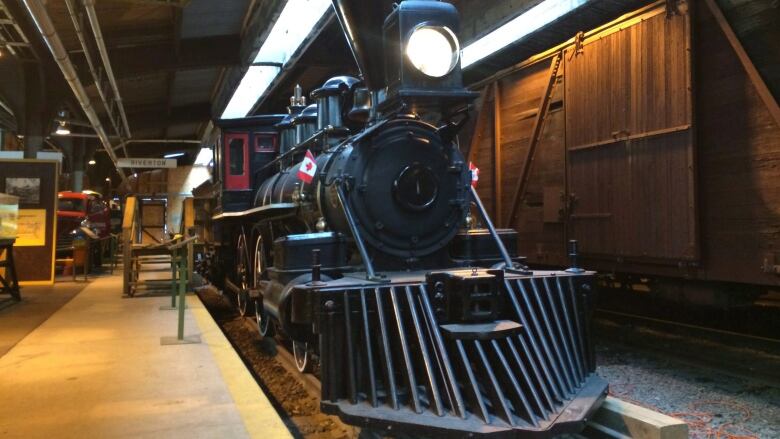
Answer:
0;238;20;301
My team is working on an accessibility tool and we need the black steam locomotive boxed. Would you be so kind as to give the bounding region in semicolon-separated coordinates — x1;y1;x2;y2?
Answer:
206;1;607;437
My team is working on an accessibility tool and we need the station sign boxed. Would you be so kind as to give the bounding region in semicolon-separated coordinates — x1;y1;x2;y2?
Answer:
116;158;177;169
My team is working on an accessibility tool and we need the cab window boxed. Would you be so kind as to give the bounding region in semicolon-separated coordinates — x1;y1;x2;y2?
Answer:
229;138;245;175
255;134;276;152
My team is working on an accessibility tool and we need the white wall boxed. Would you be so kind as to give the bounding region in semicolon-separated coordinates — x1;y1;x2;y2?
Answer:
166;165;211;233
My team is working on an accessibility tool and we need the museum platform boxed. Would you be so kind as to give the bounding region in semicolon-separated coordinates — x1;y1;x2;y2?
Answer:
0;273;290;439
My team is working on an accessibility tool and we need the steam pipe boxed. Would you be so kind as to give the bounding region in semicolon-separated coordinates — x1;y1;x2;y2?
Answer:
82;0;132;140
22;0;128;184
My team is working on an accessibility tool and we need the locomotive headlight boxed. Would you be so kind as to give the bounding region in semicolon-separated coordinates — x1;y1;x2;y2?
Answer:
405;25;460;78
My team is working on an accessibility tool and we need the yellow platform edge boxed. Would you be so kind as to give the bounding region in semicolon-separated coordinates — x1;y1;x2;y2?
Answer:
187;294;292;439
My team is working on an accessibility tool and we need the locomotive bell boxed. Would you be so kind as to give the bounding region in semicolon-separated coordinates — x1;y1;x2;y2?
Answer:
381;1;477;111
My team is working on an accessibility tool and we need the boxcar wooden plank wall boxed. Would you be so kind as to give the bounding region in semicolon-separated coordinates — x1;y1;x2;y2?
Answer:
472;57;569;265
696;1;780;286
565;6;695;263
468;0;780;286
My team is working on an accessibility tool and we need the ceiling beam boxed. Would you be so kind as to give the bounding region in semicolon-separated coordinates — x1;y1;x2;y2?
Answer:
211;0;287;117
73;34;241;82
164;6;183;138
109;0;190;7
125;102;211;131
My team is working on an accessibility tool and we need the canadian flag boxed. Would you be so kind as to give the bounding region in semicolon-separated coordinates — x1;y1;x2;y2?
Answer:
297;150;317;184
469;162;479;187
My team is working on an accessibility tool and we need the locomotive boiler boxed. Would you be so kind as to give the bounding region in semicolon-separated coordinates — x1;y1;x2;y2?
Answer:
207;1;608;437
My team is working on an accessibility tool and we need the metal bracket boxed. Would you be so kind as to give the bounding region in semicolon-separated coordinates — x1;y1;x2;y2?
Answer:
570;32;585;60
666;0;680;18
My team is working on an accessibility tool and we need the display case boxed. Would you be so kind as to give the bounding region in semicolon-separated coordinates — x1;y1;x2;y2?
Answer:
0;193;19;239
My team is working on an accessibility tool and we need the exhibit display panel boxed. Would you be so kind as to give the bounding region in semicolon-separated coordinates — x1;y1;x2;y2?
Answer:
0;160;59;284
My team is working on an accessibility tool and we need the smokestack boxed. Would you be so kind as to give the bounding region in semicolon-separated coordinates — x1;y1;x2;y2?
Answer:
331;0;393;90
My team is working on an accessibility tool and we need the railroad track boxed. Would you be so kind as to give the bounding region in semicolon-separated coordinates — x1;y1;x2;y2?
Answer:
239;316;322;399
196;285;355;438
594;309;780;385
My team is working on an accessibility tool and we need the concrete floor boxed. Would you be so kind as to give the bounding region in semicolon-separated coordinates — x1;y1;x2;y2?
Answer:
0;280;88;357
0;273;291;439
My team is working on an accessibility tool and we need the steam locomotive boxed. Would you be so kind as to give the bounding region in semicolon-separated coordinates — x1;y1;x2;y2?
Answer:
205;1;607;436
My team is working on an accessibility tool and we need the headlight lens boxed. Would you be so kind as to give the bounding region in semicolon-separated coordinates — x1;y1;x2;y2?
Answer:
406;25;460;78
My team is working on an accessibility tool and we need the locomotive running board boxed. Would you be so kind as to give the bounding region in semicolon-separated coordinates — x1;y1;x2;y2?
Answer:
211;202;297;221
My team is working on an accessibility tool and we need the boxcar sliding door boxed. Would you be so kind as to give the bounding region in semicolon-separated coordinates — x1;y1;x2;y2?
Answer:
565;4;697;264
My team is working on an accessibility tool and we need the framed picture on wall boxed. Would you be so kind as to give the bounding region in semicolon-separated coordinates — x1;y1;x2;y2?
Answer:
5;177;41;204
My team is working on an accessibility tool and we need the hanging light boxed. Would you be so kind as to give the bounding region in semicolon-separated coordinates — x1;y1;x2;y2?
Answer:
54;109;71;135
55;120;71;135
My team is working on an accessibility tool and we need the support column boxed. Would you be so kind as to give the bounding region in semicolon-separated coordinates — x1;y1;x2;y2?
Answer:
72;139;85;192
23;64;46;159
24;135;43;159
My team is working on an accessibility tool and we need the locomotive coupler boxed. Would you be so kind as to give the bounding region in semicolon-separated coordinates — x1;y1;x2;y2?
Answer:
425;268;504;323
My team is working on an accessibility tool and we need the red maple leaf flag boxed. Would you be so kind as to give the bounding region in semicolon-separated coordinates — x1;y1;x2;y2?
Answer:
469;162;479;187
297;149;317;184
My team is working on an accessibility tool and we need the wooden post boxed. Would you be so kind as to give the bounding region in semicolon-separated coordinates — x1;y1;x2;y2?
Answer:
493;82;503;221
183;198;195;276
122;196;137;297
586;396;688;439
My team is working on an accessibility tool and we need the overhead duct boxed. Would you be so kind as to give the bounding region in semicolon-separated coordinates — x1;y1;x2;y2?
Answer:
82;0;132;140
63;0;129;166
22;0;128;184
331;0;393;90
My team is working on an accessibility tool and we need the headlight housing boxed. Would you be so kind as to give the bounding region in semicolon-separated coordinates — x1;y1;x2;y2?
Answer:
405;25;460;78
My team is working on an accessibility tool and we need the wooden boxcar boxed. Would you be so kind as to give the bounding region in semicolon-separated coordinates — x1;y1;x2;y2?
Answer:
466;0;780;295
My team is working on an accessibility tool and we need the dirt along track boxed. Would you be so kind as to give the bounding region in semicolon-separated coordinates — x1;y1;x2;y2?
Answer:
196;285;357;439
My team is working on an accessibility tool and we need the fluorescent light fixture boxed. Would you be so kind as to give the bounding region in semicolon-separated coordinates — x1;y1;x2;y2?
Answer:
221;0;332;119
164;152;185;158
461;0;588;68
194;147;213;166
88;159;96;165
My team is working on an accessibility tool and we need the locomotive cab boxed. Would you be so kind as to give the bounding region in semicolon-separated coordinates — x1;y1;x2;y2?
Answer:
214;115;283;213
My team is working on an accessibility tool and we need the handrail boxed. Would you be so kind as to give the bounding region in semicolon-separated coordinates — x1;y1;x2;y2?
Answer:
167;236;198;251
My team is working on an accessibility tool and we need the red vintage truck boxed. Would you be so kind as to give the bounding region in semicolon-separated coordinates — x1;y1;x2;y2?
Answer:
56;191;111;262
